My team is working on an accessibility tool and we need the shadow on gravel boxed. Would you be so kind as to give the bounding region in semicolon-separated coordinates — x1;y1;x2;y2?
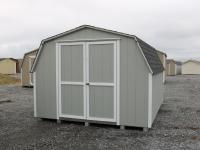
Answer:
0;99;12;104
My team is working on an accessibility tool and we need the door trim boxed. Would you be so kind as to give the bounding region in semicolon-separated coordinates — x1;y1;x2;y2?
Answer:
56;40;120;124
86;41;117;122
57;42;86;120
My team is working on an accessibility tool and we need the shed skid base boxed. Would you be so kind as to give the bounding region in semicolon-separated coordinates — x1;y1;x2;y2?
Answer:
143;127;148;132
85;122;89;126
120;125;125;130
57;119;61;124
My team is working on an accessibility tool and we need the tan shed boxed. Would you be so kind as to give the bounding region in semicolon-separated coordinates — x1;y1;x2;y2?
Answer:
21;49;38;87
157;50;167;83
166;59;177;76
0;58;17;74
16;59;23;73
182;60;200;75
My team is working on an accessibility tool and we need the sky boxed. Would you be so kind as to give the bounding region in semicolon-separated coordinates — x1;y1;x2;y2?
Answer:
0;0;200;61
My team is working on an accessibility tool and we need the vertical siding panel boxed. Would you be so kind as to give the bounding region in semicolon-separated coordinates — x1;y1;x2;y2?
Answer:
127;39;136;125
119;38;128;124
36;43;57;119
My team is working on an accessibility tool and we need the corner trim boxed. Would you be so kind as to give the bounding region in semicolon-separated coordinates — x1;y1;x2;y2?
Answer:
33;72;37;117
148;73;152;128
134;37;153;74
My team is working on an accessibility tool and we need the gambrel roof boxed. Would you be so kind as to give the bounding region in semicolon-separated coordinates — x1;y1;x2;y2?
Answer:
31;25;164;74
21;49;38;68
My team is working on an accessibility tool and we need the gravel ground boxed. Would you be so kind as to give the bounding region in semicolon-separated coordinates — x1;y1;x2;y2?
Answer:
0;75;200;149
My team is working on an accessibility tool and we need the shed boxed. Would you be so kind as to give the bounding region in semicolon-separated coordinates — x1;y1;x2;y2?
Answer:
21;49;38;87
31;25;164;129
176;61;182;75
16;59;23;73
156;50;167;83
182;60;200;74
166;59;177;76
0;58;17;74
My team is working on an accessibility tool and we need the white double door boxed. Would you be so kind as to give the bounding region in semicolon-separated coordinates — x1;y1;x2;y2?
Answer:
58;41;117;122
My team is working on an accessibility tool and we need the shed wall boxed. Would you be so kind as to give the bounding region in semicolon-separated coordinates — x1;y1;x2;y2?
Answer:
166;62;176;76
0;59;16;74
22;51;37;86
182;62;200;74
157;52;166;83
152;72;164;123
35;28;149;127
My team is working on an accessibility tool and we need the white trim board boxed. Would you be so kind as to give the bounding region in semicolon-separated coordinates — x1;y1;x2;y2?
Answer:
135;37;153;74
58;42;86;120
148;73;152;128
116;40;120;125
86;41;117;123
28;57;34;85
33;72;37;117
56;43;59;119
56;38;121;43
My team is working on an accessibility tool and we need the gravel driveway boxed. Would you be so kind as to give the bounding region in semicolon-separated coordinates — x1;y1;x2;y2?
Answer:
0;75;200;149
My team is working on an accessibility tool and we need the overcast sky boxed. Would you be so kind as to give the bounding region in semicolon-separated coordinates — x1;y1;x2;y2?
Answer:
0;0;200;61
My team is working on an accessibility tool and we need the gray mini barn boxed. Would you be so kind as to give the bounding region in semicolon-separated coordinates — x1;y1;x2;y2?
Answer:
31;25;164;130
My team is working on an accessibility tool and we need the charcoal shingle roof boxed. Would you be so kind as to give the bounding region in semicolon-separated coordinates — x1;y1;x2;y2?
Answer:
136;37;164;74
176;61;182;65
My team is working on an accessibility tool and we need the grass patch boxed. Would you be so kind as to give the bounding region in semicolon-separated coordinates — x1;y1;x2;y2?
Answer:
0;74;20;85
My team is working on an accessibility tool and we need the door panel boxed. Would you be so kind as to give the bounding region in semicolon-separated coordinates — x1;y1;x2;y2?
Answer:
61;85;84;116
89;86;114;119
61;45;83;82
87;42;116;122
89;44;114;83
59;43;85;119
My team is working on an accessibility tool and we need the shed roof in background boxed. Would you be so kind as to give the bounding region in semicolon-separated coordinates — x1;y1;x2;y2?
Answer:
167;59;176;64
183;59;200;64
21;49;38;68
0;58;18;62
31;25;164;74
156;50;167;57
176;61;182;65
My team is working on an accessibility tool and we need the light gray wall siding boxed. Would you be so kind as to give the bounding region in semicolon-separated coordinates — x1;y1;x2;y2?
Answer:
36;42;57;119
35;28;150;127
119;39;149;127
152;72;164;123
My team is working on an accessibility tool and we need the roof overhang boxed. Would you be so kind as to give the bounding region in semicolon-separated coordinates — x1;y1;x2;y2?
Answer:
21;49;38;69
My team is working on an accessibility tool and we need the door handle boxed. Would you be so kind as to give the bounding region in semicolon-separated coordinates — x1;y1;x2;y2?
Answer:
86;83;90;85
